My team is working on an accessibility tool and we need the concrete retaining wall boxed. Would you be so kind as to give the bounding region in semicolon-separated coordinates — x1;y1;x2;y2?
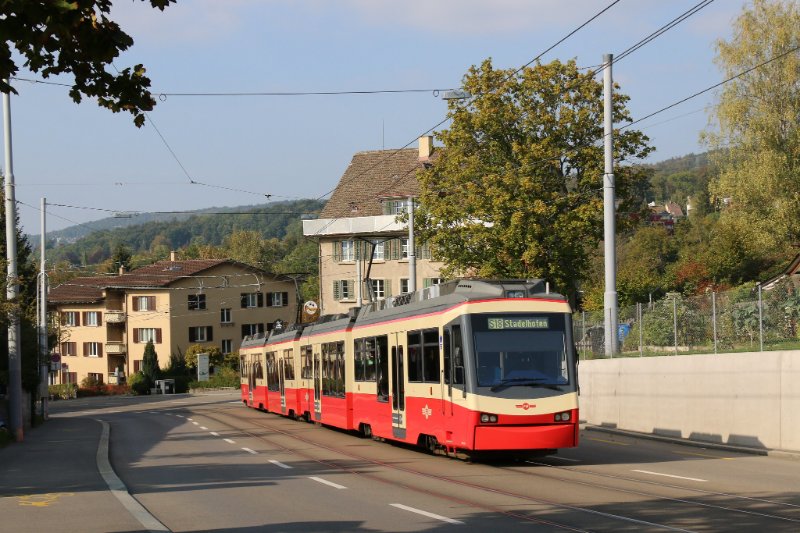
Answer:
578;351;800;452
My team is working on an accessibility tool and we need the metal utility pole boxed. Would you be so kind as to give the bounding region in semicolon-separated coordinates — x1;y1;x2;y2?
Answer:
3;84;23;441
39;198;49;420
602;54;619;357
407;197;417;293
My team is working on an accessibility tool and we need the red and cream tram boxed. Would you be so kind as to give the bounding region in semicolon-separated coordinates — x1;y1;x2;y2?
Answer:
240;279;579;456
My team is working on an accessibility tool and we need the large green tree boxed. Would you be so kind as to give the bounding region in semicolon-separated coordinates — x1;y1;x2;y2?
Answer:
0;0;175;127
416;59;652;298
704;0;800;258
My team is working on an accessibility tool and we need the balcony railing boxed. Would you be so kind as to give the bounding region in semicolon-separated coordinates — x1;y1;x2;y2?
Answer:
105;342;126;355
105;310;126;324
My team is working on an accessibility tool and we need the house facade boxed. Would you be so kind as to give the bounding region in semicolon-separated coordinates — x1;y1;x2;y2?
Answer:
303;136;444;315
48;256;298;385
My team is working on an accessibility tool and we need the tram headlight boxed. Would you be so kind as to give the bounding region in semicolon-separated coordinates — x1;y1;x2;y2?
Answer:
555;411;571;422
480;413;498;423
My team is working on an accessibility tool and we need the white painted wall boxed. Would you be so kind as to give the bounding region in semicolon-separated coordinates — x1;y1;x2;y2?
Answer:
579;351;800;452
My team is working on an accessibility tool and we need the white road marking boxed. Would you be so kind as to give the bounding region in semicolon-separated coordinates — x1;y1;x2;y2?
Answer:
186;417;193;421
228;401;241;404
309;477;347;489
224;438;236;444
176;415;184;418
242;448;258;455
633;469;707;482
550;456;580;462
210;432;219;436
199;426;208;430
269;460;292;469
192;422;199;426
390;504;463;525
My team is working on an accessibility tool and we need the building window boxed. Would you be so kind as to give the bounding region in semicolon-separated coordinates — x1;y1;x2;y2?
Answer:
83;342;102;357
371;279;386;299
63;311;79;327
341;240;354;261
220;308;232;323
241;323;264;337
241;292;263;308
221;339;233;354
188;294;206;310
267;292;288;307
134;328;162;344
400;278;409;294
333;280;354;301
83;311;101;327
188;326;213;343
424;278;444;288
61;342;77;356
371;241;385;261
401;238;409;259
133;296;155;311
382;199;407;215
134;360;141;373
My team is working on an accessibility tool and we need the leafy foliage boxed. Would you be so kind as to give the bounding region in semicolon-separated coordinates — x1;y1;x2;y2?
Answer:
0;0;175;127
416;59;652;299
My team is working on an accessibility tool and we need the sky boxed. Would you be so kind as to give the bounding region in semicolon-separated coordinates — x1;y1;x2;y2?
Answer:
2;0;754;234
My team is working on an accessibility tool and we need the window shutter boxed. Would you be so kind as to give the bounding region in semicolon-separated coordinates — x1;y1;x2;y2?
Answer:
423;278;431;288
82;312;88;325
97;313;102;326
281;292;288;307
241;325;248;338
75;313;80;326
257;293;264;307
61;342;67;355
60;313;66;326
98;344;103;358
266;293;274;307
133;329;140;343
133;298;140;311
258;323;265;334
156;329;162;344
333;281;340;300
207;327;213;342
189;328;197;343
148;296;155;310
241;294;247;308
83;342;89;356
392;239;401;260
333;241;341;262
385;281;392;298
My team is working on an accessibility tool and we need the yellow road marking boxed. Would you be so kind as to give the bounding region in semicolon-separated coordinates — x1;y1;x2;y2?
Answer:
588;437;630;446
17;493;74;507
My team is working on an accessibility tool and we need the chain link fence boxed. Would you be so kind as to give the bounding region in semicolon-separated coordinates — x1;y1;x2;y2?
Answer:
575;280;800;359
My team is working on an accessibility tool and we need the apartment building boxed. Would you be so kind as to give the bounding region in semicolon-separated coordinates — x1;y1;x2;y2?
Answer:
303;136;444;315
48;256;298;385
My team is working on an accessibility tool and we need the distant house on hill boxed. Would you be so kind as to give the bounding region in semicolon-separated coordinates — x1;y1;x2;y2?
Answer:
647;201;685;232
302;136;444;315
762;253;800;291
48;253;297;386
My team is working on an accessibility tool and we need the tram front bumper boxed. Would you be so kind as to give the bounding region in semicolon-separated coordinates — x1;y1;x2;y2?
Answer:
473;423;577;451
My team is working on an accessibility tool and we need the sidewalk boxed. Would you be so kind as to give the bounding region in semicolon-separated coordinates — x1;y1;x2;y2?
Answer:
0;416;151;533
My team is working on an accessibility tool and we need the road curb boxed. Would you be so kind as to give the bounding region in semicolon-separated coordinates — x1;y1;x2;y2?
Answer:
583;424;800;461
95;419;171;532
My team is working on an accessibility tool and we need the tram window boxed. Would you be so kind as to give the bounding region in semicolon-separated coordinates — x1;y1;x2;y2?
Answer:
407;332;422;382
376;335;389;402
266;352;279;391
283;349;294;380
322;341;345;398
365;337;377;381
354;338;365;381
422;329;440;382
452;325;465;386
301;346;312;379
443;330;450;385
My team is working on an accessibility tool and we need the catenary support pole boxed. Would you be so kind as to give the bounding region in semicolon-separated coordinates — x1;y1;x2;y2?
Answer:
712;291;718;354
758;283;763;352
3;84;23;441
39;198;48;419
602;54;618;357
408;197;416;293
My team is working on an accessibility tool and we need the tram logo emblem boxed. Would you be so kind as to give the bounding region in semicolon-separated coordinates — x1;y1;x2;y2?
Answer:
515;402;536;410
422;404;432;419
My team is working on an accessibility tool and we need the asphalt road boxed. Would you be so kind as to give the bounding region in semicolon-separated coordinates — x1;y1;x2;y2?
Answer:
36;392;800;532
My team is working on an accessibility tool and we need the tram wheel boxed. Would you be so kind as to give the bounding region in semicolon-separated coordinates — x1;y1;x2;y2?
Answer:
424;435;439;454
360;423;373;439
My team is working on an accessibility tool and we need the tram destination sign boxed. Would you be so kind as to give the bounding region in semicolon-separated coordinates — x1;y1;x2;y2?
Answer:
488;317;549;330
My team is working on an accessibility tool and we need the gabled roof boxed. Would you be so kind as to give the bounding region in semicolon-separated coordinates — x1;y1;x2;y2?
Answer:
319;148;432;219
49;259;266;304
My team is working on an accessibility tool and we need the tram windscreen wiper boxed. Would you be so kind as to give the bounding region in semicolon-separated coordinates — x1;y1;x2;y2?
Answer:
490;377;563;392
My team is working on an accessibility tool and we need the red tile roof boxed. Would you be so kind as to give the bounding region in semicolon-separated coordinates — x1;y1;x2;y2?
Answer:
49;259;258;304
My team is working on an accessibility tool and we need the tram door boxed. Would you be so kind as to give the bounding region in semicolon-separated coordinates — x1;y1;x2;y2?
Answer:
313;345;322;421
278;353;286;414
390;332;406;439
444;325;467;418
247;356;255;404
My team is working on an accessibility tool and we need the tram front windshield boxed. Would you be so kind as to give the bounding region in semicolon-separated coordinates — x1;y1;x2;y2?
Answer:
471;314;569;389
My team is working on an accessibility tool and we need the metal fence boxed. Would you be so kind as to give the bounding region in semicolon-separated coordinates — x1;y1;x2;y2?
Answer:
575;280;800;359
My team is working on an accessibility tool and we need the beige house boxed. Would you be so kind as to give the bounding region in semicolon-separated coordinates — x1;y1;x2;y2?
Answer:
303;136;444;315
48;255;298;385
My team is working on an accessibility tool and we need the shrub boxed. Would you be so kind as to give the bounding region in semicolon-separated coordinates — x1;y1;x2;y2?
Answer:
189;367;241;390
104;384;130;396
128;372;150;395
81;375;103;389
48;383;77;400
142;341;160;388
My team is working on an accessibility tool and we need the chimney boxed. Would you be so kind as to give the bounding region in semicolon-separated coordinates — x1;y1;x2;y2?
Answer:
170;250;177;262
118;265;125;275
418;135;433;161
